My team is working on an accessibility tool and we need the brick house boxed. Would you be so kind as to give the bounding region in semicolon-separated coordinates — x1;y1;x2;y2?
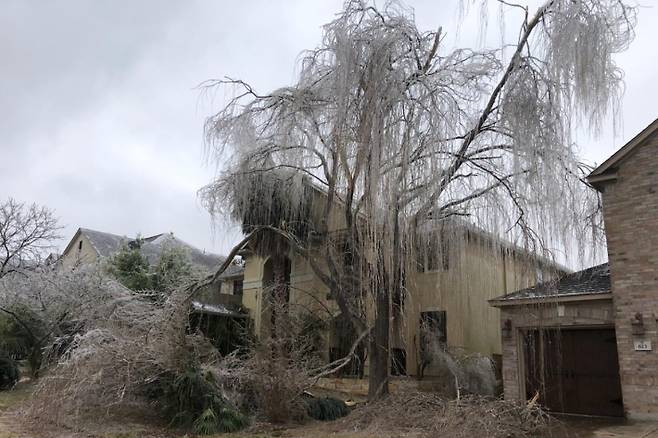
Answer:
588;119;658;420
491;119;658;420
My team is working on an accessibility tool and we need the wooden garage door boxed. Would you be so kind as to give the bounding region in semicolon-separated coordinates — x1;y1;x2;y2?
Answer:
523;328;624;417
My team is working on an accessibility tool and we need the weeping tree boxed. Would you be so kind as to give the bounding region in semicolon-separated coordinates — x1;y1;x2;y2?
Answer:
201;0;636;399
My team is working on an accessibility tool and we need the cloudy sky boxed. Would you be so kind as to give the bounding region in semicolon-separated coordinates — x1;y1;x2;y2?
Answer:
2;0;656;256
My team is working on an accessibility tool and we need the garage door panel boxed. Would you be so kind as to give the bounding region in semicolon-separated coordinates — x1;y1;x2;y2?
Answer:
523;328;624;417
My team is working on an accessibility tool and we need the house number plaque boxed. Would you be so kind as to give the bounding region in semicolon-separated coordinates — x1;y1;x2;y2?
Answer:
634;339;652;351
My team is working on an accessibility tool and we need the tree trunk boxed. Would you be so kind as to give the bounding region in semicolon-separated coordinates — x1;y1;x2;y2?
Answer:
28;344;42;378
269;256;289;336
368;284;390;399
368;206;402;400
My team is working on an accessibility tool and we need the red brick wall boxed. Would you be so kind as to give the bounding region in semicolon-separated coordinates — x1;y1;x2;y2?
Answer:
600;135;658;419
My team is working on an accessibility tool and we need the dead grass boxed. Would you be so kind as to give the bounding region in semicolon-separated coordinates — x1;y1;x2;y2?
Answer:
322;392;552;438
221;391;554;438
0;385;588;438
0;380;34;413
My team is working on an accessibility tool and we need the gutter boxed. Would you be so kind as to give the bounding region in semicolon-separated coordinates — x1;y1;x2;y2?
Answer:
489;292;613;307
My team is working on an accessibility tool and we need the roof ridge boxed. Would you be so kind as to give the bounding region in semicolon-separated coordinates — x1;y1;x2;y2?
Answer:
588;118;658;187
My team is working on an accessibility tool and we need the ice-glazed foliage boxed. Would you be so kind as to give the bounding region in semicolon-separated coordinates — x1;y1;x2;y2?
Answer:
16;267;247;433
543;0;635;130
204;0;635;265
0;266;140;376
201;166;313;255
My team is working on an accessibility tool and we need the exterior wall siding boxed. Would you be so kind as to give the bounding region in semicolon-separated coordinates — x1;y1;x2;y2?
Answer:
240;234;553;378
60;233;99;269
403;242;541;376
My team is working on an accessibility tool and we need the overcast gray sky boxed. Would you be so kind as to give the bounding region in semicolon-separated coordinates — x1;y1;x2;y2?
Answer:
2;0;656;256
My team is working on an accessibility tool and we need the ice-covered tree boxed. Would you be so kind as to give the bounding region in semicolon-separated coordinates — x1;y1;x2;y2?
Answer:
0;198;61;278
0;267;123;377
201;0;636;398
151;244;194;292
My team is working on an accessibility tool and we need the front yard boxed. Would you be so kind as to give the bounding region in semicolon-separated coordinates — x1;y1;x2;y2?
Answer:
0;383;656;438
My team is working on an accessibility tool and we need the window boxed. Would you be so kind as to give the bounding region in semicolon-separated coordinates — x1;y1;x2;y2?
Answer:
417;242;449;272
233;279;243;296
391;348;407;376
78;240;83;250
420;310;447;344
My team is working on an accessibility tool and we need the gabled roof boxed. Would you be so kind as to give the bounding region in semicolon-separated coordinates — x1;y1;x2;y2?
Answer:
489;263;610;306
588;118;658;190
61;228;128;258
81;228;128;257
62;227;224;272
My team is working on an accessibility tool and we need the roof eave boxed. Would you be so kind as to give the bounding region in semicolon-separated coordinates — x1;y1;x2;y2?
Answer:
489;291;612;307
587;172;619;192
588;118;658;181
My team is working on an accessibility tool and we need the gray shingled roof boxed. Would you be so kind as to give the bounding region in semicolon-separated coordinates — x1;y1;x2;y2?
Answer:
218;262;244;279
139;233;223;271
493;263;610;302
80;228;128;258
78;228;223;272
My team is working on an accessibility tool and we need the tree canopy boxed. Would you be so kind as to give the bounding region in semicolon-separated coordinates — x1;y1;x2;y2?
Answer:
0;198;61;278
202;0;637;398
107;240;195;294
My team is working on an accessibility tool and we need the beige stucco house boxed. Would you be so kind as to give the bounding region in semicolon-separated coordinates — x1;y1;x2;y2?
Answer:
216;190;563;382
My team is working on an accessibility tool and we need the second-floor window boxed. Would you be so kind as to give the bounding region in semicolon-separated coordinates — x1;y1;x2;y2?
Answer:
417;242;449;272
420;310;447;344
233;279;243;296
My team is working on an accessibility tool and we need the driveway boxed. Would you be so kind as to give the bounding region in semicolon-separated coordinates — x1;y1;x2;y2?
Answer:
558;415;658;437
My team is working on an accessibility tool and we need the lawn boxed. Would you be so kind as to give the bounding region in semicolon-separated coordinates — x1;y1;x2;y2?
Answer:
0;383;635;438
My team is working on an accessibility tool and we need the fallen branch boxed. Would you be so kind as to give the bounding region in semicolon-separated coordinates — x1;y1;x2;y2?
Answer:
308;327;370;384
184;226;266;302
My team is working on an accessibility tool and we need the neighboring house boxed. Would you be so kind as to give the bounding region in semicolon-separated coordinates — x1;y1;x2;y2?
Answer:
61;227;250;357
59;227;244;316
491;119;658;420
195;260;245;311
225;188;564;382
59;227;222;271
60;228;127;269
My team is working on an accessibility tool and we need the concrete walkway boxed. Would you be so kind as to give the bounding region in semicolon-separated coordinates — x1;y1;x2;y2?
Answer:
559;416;658;437
590;422;658;437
